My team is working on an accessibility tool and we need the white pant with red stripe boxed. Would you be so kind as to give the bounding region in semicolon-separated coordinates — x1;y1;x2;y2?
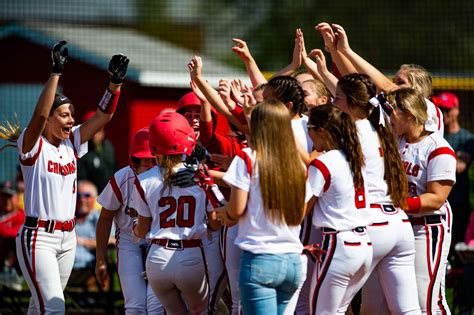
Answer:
116;237;164;315
360;208;421;315
413;219;451;315
203;229;227;314
16;225;76;314
309;229;372;314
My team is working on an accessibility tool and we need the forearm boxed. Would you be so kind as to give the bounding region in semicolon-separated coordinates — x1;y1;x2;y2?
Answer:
319;67;338;97
95;214;114;262
330;50;357;76
339;48;394;92
243;57;267;87
418;193;449;213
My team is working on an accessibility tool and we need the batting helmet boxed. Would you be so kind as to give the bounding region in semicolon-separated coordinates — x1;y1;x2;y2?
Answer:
176;92;217;115
129;127;154;159
149;111;196;155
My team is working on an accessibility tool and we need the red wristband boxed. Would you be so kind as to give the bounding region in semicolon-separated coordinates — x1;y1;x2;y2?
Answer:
406;197;421;213
98;89;120;114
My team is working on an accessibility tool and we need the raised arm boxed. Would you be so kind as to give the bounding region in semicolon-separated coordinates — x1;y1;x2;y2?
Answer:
79;54;129;143
309;49;338;97
330;24;396;93
299;29;324;82
22;41;67;153
271;28;303;79
188;56;247;132
231;38;267;87
315;23;357;76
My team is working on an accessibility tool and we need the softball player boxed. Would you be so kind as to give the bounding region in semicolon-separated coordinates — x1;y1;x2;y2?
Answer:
389;88;456;314
306;104;373;315
217;99;308;315
131;111;220;315
333;74;421;315
95;127;163;315
13;40;128;314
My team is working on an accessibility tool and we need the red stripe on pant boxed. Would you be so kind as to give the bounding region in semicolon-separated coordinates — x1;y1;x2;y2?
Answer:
21;228;45;314
310;233;337;314
199;246;212;314
425;224;445;314
438;290;448;315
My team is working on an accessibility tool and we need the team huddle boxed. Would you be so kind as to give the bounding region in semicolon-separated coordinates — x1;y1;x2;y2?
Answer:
4;22;457;315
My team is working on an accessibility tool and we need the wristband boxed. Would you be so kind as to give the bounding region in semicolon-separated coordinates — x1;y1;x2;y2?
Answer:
406;197;421;213
98;89;120;114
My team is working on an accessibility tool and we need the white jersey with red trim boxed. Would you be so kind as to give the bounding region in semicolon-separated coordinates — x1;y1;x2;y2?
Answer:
17;126;87;221
356;119;392;205
308;150;371;231
129;164;208;240
425;98;444;137
96;166;146;246
399;133;456;217
292;114;313;153
223;147;307;255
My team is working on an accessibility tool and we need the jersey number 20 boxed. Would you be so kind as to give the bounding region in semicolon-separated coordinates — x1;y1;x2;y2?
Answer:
159;196;196;228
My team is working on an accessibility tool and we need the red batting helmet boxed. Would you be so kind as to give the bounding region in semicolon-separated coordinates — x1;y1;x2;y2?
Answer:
149;111;196;155
129;127;154;159
176;92;216;115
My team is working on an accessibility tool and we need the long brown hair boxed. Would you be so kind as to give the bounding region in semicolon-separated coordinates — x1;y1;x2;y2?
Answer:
308;105;365;190
338;74;408;207
250;100;306;226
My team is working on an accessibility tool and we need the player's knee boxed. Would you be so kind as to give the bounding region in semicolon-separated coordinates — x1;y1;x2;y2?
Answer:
44;296;66;314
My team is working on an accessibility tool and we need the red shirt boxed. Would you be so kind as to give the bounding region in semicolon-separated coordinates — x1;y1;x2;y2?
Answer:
199;120;246;158
0;209;25;238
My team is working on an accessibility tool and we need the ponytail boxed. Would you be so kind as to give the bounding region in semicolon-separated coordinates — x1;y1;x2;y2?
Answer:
309;105;365;189
367;108;408;208
0;115;21;153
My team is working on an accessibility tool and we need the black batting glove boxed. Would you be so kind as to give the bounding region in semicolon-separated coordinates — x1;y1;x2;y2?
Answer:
185;144;210;166
108;54;130;85
51;40;68;75
170;168;197;188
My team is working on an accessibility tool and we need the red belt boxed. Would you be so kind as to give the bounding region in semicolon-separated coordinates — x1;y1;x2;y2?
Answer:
151;239;201;250
25;216;76;232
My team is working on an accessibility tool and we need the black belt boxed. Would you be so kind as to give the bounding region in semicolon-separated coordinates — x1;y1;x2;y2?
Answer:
409;215;446;225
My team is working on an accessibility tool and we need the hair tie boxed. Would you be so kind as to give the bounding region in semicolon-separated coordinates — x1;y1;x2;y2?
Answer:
369;97;385;127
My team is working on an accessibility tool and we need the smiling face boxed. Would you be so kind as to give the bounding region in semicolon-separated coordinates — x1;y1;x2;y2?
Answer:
45;104;75;145
333;85;350;114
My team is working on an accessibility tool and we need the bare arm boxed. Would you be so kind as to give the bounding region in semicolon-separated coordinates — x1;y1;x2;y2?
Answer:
270;28;303;79
330;24;396;93
95;208;115;278
417;180;454;213
231;38;267;87
309;49;338;96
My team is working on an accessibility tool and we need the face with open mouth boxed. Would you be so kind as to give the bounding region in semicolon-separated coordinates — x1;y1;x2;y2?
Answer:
46;103;75;145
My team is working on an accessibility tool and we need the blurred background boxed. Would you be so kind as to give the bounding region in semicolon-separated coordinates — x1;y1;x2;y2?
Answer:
0;1;473;313
0;0;473;181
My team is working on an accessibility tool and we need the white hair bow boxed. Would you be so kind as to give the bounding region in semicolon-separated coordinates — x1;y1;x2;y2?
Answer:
369;97;385;127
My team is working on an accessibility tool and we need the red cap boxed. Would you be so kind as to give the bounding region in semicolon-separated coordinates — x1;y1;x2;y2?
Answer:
129;127;154;159
432;92;459;110
82;110;96;122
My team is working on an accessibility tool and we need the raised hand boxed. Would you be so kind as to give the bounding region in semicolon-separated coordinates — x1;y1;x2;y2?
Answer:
309;49;329;73
331;24;351;52
218;79;236;111
108;54;130;84
291;28;304;69
231;38;252;61
242;89;257;117
230;80;246;106
190;80;207;103
188;56;203;80
51;40;68;75
315;23;337;52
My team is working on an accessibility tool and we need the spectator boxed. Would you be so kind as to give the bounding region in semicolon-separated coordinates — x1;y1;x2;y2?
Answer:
0;181;24;290
432;92;474;249
69;180;112;290
77;111;117;192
